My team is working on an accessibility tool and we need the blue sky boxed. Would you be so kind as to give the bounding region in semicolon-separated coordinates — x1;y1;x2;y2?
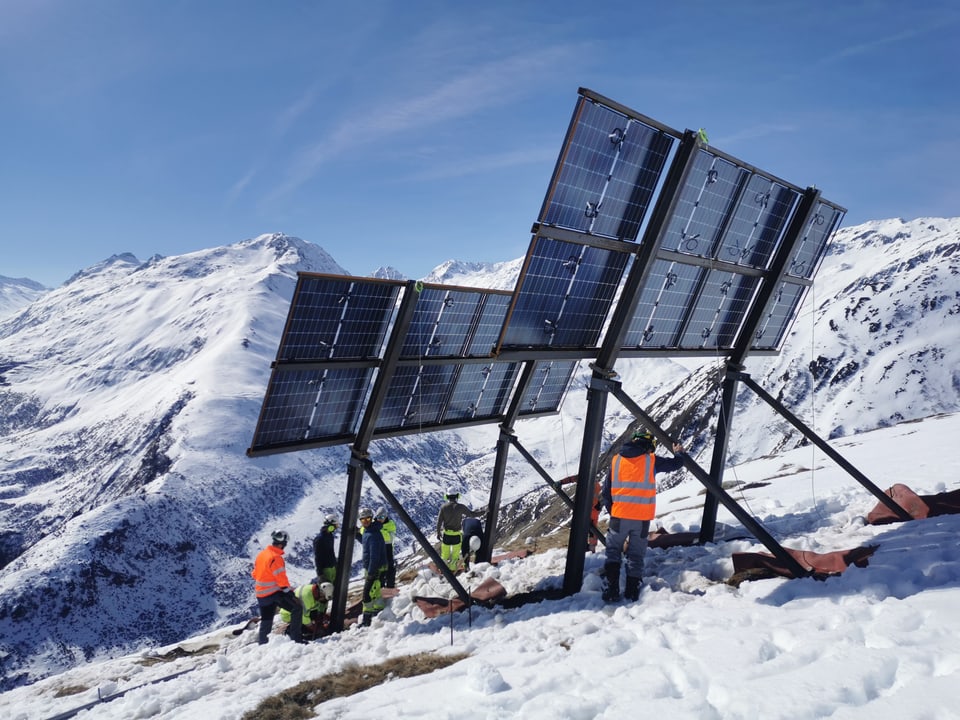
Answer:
3;1;958;288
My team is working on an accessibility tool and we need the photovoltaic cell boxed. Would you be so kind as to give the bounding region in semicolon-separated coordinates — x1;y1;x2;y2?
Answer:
444;362;519;422
278;276;400;361
401;287;510;359
677;270;759;349
787;201;845;279
377;364;458;430
623;259;703;348
715;177;798;268
376;359;518;431
500;236;628;349
539;97;674;241
662;150;800;271
750;281;807;351
517;360;578;416
250;366;372;448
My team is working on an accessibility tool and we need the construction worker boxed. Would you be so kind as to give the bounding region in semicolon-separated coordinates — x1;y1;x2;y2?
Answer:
601;431;686;602
251;530;304;644
375;507;398;588
280;580;335;640
436;488;484;571
313;513;338;585
358;507;386;627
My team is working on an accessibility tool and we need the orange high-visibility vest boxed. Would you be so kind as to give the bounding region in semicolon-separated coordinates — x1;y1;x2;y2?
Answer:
610;452;656;521
252;545;291;598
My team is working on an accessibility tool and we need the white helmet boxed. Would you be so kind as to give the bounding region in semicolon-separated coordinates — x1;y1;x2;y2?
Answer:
445;487;460;500
469;535;482;552
323;513;338;527
358;507;374;520
319;582;334;599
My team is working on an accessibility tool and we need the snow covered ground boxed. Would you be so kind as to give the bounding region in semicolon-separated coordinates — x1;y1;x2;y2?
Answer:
3;411;959;719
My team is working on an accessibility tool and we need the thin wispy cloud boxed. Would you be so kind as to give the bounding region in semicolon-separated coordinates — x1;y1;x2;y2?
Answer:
226;169;257;205
264;46;579;205
272;84;322;140
228;82;328;205
401;147;558;183
815;14;960;68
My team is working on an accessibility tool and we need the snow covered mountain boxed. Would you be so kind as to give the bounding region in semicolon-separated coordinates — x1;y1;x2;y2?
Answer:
0;275;47;320
0;219;957;691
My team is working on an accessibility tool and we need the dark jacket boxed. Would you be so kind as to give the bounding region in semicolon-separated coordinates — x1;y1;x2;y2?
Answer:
361;520;386;573
313;528;337;574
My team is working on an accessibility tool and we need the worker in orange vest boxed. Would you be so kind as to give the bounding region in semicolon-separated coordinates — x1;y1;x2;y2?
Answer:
600;431;686;602
251;530;304;644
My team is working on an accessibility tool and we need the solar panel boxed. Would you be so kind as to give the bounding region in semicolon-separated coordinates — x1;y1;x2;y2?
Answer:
517;360;579;416
401;287;511;359
499;236;628;350
249;366;372;450
444;362;519;421
677;269;759;349
623;259;703;349
749;200;846;351
278;275;400;361
377;364;457;429
750;281;807;351
787;201;845;279
538;96;675;241
661;149;801;270
375;360;519;431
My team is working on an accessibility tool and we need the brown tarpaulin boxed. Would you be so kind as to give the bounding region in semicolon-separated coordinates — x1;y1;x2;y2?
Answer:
731;545;878;580
413;577;507;618
866;483;960;525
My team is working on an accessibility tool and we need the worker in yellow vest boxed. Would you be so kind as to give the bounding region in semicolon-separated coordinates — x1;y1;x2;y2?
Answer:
280;580;335;639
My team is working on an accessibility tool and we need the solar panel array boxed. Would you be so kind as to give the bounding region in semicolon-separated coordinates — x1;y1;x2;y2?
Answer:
249;89;844;455
501;91;845;358
249;277;527;453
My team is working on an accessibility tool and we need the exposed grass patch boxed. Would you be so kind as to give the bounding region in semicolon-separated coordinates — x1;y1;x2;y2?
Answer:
726;567;779;587
53;684;89;697
241;651;470;720
138;643;219;666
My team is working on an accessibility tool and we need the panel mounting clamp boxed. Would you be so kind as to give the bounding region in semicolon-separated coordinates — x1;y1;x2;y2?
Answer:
588;362;619;380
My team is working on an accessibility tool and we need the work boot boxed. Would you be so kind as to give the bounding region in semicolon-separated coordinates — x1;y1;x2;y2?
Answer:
362;612;373;627
601;562;621;602
624;576;642;601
